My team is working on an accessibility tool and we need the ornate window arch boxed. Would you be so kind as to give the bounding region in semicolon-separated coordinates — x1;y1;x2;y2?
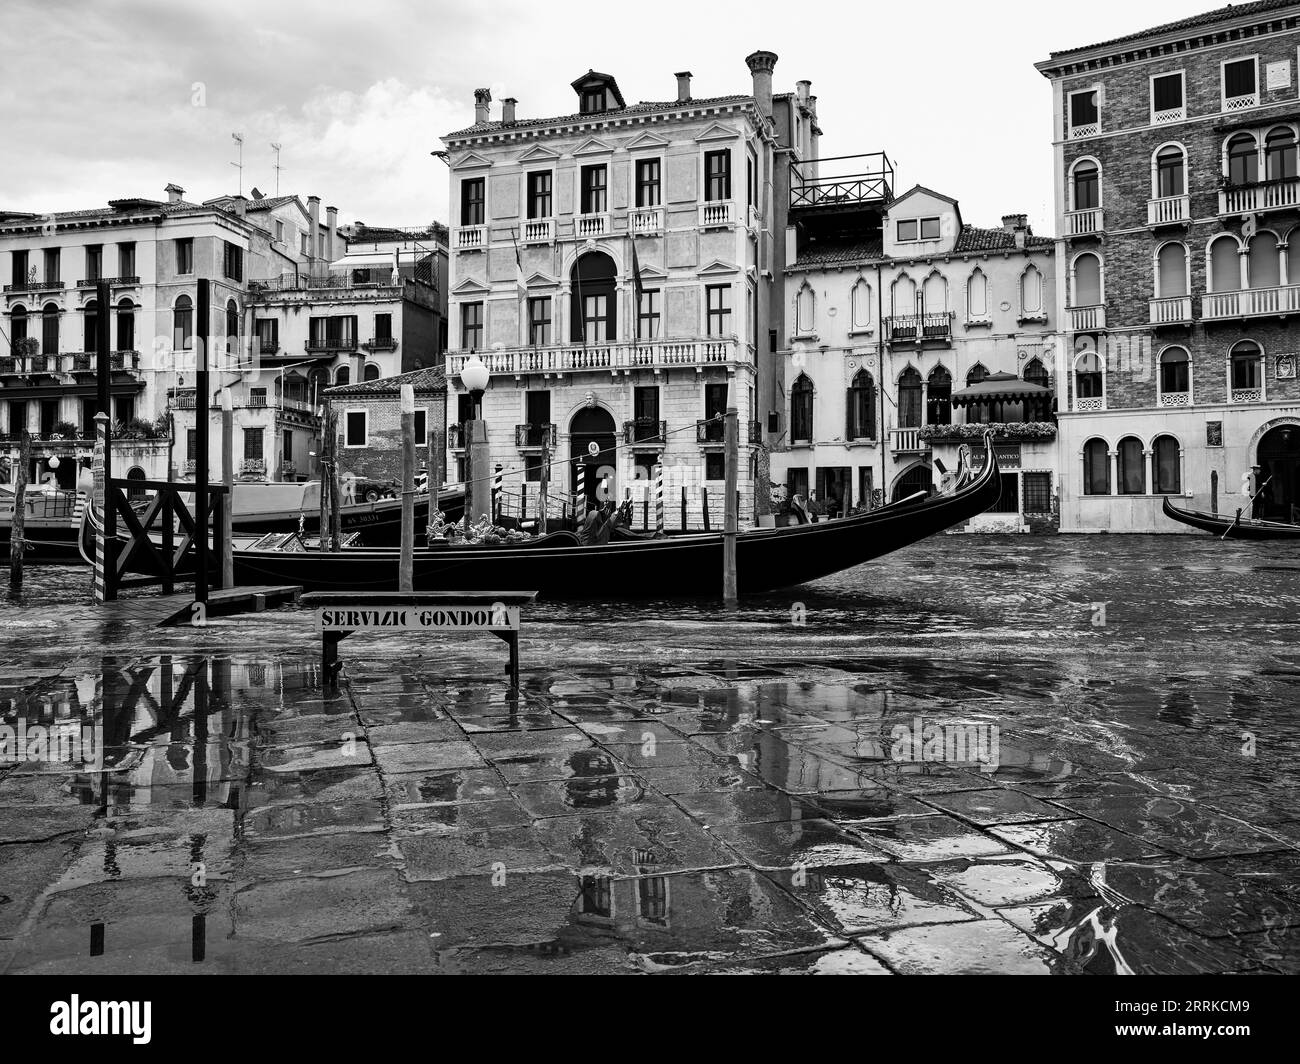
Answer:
1020;263;1044;317
173;294;193;351
1082;437;1110;496
1070;250;1103;307
1074;349;1105;410
1208;233;1244;293
1153;433;1183;494
1225;131;1260;185
1229;338;1265;401
921;270;948;315
1265;124;1298;181
1247;230;1282;289
1154;240;1189;298
845;368;875;440
966;267;989;321
1069;156;1102;211
849;276;872;331
897;365;922;429
790;373;814;442
891;273;917;317
1152;142;1187;198
927;365;952;426
1157;345;1191;406
1117;435;1146;495
794;279;815;336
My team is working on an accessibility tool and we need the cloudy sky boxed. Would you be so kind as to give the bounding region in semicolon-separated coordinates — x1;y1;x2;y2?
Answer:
2;0;1204;234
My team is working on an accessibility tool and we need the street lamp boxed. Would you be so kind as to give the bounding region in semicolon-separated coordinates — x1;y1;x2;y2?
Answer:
461;354;489;419
459;354;491;528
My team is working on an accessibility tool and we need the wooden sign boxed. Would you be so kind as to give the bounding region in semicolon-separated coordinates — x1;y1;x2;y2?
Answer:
315;605;519;632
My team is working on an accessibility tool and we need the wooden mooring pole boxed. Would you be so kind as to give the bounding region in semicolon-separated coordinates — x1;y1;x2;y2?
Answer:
220;388;234;589
538;442;549;536
723;381;739;608
194;278;210;607
8;431;29;589
399;384;415;592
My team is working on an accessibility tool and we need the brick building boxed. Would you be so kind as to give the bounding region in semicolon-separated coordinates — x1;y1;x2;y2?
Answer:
439;54;818;528
1039;0;1300;531
323;365;447;487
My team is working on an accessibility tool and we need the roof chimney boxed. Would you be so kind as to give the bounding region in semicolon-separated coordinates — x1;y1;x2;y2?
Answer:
474;87;492;125
675;71;692;102
745;51;778;121
232;194;247;219
796;80;811;105
1001;213;1028;233
307;195;321;261
164;183;185;205
502;97;517;125
326;206;339;261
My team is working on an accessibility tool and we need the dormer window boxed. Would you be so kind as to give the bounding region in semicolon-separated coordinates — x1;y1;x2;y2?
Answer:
572;70;626;115
581;88;606;113
896;217;939;243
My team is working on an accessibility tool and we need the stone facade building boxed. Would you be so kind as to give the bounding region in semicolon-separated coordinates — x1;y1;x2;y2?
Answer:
323;365;447;487
1039;0;1300;531
440;54;818;528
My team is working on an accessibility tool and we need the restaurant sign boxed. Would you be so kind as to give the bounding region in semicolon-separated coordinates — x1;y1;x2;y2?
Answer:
969;443;1022;470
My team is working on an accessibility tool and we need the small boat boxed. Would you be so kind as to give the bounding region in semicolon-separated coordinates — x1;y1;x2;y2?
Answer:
1162;496;1300;540
1;486;87;563
90;434;999;599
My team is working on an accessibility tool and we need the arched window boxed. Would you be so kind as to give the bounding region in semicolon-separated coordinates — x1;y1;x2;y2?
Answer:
1083;438;1110;496
363;363;381;381
1075;352;1103;399
41;303;59;354
1159;346;1190;398
1248;232;1280;289
922;271;947;315
116;298;135;351
334;365;350;385
927;366;952;425
1023;358;1050;391
891;275;917;317
1209;236;1241;293
1155;144;1186;197
966;363;988;387
1265;126;1297;181
1227;133;1258;185
1072;160;1100;210
967;268;988;321
850;278;872;331
173;295;193;350
795;281;815;335
1156;242;1188;298
1073;252;1102;306
1153;434;1181;494
83;298;99;353
1230;340;1263;393
1117;436;1145;495
846;369;875;440
9;304;27;349
1020;264;1043;316
790;374;814;442
897;367;922;428
126;466;147;503
225;299;239;357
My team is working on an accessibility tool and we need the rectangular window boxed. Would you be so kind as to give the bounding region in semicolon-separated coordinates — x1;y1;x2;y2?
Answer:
255;319;278;350
527;297;551;346
704;150;731;202
1022;472;1052;514
250;387;268;406
116;304;134;350
187;428;197;461
581;293;609;343
176;238;193;275
344;410;367;448
1069;88;1099;132
274;220;284;243
580;165;608;214
413;409;427;443
633;386;659;443
242;427;263;462
223;242;243;282
525;390;550;433
44;248;60;284
919;217;940;240
858;467;874;510
524;454;543;482
635;159;661;207
897;219;918;242
706;285;731;337
461;301;483;349
1152;72;1185;117
787;466;809;502
12;249;28;287
118;242;135;277
527;171;552;219
375;313;392;341
85;245;103;282
703;382;727;443
41;308;59;353
705;452;726;481
301;233;310;256
637;289;661;339
1223;57;1259;105
460;178;485;225
747;154;756;210
282;429;293;463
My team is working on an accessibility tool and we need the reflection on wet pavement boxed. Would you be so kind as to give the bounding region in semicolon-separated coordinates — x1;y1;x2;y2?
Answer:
2;534;1299;973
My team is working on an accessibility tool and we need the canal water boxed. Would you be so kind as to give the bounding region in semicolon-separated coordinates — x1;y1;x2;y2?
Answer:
1;534;1298;973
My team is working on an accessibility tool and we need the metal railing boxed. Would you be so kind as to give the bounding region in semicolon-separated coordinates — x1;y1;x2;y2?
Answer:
2;280;64;294
789;152;894;208
884;313;953;344
515;423;557;449
305;337;359;352
74;275;140;288
362;337;398;351
624;419;667;446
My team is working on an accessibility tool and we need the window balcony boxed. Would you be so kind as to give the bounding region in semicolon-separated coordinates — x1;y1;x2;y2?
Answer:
257;339;280;355
575;212;610;238
884;313;952;345
890;428;928;455
1152;106;1186;125
521;218;553;244
361;337;398;352
2;280;64;294
74;276;141;288
446;338;743;378
447;423;467;451
454;224;486;251
629;207;663;236
1202;284;1300;320
1149;296;1192;325
697;201;735;229
625;419;667;448
1158;391;1191;408
515;423;557;449
1219;178;1300;216
182;459;197;475
1147;194;1190;226
1223;92;1259;113
1066;208;1104;236
1231;388;1263;403
305;338;359;353
240;458;266;475
1068;122;1100;140
1067;305;1107;331
1073;396;1105;412
696;419;725;446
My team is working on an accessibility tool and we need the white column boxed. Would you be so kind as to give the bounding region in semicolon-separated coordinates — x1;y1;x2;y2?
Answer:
1239;247;1250;291
1108;449;1118;495
1280;243;1290;287
1143;448;1153;495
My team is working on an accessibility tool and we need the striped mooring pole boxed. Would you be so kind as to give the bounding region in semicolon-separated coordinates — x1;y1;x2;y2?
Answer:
653;463;664;535
575;461;586;518
491;464;503;522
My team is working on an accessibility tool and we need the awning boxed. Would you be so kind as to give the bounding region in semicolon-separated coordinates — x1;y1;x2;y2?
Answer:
330;250;426;269
951;372;1051;407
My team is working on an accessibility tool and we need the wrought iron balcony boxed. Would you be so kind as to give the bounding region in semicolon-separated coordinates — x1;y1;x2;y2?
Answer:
241;458;267;475
74;275;141;288
696;418;725;445
2;280;64;294
884;313;953;344
362;337;398;351
789;152;893;209
624;419;666;447
257;339;279;354
515;423;557;449
447;423;467;450
305;337;358;352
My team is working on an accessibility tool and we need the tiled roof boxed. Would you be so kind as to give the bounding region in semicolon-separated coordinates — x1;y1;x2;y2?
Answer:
324;365;447;397
0;198;206;228
1048;0;1298;59
793;240;883;268
953;226;1054;253
445;93;752;138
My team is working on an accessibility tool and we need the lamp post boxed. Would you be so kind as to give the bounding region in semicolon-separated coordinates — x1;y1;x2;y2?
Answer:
460;354;491;530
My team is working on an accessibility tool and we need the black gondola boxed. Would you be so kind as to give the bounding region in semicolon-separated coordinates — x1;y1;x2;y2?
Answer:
229;486;466;544
1162;495;1300;540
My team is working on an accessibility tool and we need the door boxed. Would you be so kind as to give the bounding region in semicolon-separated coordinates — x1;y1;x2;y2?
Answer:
569;406;617;512
1258;425;1300;522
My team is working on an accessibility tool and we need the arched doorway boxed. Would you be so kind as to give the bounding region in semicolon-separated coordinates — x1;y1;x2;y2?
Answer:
570;251;616;343
1257;424;1300;521
126;466;147;502
892;464;933;502
569;406;617;513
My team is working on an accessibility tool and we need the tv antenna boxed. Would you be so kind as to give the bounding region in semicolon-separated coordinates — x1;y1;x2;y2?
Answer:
231;132;244;195
270;142;284;195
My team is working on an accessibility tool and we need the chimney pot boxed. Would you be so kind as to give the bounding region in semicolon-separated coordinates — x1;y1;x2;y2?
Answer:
745;51;778;121
1001;213;1028;232
674;71;692;102
502;97;517;125
165;183;185;204
473;87;492;125
232;194;247;219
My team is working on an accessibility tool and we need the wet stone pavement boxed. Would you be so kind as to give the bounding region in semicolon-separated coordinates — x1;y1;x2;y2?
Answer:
1;535;1299;974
